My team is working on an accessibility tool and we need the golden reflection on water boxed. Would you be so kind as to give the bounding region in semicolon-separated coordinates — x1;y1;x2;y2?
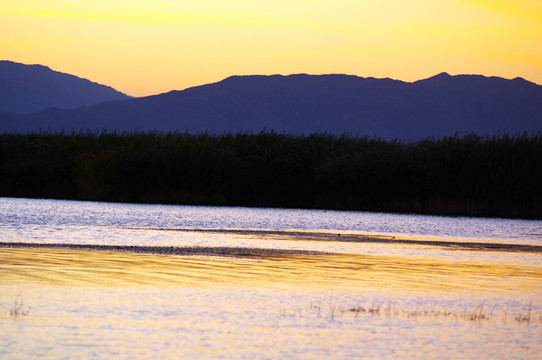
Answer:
1;247;541;295
1;246;541;359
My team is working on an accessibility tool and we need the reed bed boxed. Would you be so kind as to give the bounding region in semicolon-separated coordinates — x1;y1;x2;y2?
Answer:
1;131;541;218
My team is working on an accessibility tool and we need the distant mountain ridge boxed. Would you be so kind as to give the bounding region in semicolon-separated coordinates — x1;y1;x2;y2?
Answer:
0;60;130;114
1;64;541;140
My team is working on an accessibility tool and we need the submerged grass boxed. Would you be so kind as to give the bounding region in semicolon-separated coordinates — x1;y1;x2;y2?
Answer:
2;293;539;325
283;301;541;325
2;295;30;317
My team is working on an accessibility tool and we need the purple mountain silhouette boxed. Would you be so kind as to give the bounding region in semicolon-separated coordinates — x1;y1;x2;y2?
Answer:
1;66;541;140
0;60;130;114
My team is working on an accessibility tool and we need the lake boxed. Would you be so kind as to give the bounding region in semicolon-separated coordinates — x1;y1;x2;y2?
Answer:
1;197;541;359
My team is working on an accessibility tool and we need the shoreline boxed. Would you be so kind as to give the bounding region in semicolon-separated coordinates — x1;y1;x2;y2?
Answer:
0;242;328;256
127;228;542;252
1;230;541;255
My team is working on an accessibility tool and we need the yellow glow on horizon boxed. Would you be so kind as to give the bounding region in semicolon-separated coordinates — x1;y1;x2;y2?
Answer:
457;0;542;19
1;0;541;96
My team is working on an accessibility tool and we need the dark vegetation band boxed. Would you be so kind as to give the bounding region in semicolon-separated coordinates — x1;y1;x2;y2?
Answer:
1;131;541;219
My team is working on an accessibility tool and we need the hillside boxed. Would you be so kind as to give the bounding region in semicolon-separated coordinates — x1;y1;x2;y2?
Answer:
0;60;130;114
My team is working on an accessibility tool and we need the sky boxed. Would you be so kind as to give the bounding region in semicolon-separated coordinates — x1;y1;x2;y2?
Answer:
1;0;541;97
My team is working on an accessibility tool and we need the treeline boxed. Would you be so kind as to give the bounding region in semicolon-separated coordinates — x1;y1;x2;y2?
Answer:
1;131;541;219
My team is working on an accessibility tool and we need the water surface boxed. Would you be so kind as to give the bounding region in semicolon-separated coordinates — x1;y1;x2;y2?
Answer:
1;198;541;359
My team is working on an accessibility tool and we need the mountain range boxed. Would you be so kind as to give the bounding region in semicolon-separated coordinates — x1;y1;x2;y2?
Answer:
1;61;541;140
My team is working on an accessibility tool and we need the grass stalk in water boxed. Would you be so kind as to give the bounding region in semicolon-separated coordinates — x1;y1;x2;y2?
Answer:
3;295;30;317
289;301;541;324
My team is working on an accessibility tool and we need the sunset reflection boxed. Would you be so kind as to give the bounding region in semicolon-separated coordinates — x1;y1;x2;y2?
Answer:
2;247;540;295
2;244;541;359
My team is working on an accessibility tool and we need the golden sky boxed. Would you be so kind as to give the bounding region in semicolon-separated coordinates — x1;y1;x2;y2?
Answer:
2;0;541;96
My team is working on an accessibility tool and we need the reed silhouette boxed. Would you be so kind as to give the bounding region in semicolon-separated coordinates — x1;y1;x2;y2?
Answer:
1;131;540;219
